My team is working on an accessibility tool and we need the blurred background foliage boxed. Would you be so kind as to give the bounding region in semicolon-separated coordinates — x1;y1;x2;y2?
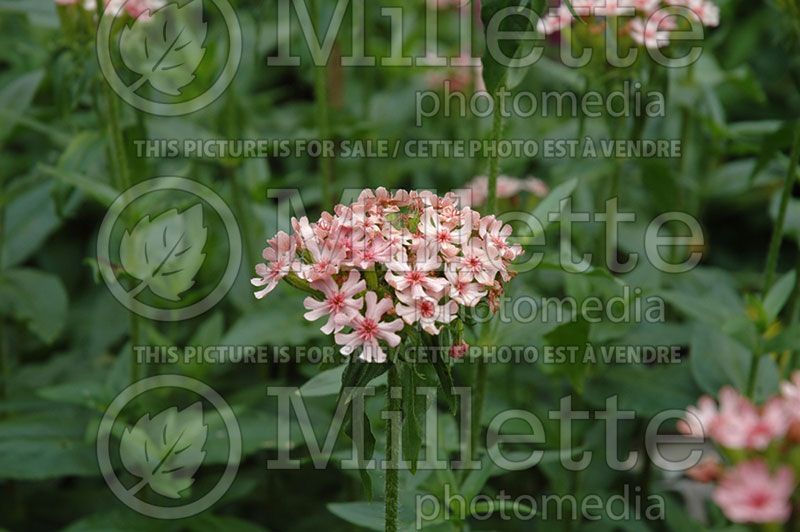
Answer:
0;0;799;530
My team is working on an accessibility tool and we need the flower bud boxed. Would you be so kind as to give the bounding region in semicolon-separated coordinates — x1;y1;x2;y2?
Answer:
450;341;468;359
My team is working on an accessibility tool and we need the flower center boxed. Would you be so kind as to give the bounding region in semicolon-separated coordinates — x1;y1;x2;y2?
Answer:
406;271;425;284
748;491;771;509
328;293;345;311
466;256;482;271
358;319;378;340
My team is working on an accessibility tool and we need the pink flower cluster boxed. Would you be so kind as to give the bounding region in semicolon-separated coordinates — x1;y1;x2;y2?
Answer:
252;188;522;363
538;0;719;49
457;175;549;207
679;375;800;524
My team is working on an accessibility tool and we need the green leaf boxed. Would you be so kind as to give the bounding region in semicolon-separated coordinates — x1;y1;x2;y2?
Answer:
1;179;61;268
763;270;796;322
62;510;176;532
0;69;44;144
584;365;699;416
689;325;751;394
327;502;385;531
338;357;387;497
432;351;457;416
299;365;347;397
0;412;98;480
480;0;534;94
340;358;390;401
529;178;579;234
752;355;781;404
0;268;68;343
543;318;592;391
342;402;376;500
38;164;120;207
400;363;426;473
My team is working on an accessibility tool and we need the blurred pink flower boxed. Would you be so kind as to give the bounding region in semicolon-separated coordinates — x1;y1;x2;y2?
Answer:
458;175;549;207
450;340;469;359
677;394;717;438
686;457;722;483
781;371;800;421
628;17;670;48
713;460;795;524
680;387;789;450
713;388;788;450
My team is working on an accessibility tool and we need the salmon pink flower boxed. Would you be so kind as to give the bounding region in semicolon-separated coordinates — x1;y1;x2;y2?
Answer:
450;341;469;359
252;232;297;299
253;188;521;362
712;388;788;450
419;207;472;258
713;460;795;524
386;252;449;299
303;270;366;334
781;371;800;422
335;292;404;363
455;238;500;286
395;292;458;335
678;395;718;438
445;269;487;306
628;17;670;48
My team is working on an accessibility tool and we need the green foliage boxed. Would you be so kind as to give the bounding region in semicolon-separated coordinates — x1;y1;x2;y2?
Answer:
1;0;800;529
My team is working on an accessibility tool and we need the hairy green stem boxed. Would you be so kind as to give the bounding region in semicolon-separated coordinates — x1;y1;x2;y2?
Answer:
486;91;505;214
311;0;334;211
764;122;800;292
385;364;401;532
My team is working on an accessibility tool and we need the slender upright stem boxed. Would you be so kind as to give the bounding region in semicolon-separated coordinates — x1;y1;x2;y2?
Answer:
93;12;139;382
385;365;401;532
748;122;800;394
486;91;504;214
764;122;800;292
311;0;334;211
748;122;800;396
471;90;504;458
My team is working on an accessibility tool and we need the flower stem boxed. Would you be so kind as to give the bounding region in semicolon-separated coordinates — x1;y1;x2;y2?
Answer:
750;121;800;395
472;90;504;458
311;0;334;211
764;121;800;292
786;259;800;378
486;90;505;214
95;40;139;383
385;364;400;532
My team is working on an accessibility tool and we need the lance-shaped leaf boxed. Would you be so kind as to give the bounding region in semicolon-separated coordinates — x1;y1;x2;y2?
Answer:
119;0;208;96
480;0;535;94
119;203;207;301
119;402;208;499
